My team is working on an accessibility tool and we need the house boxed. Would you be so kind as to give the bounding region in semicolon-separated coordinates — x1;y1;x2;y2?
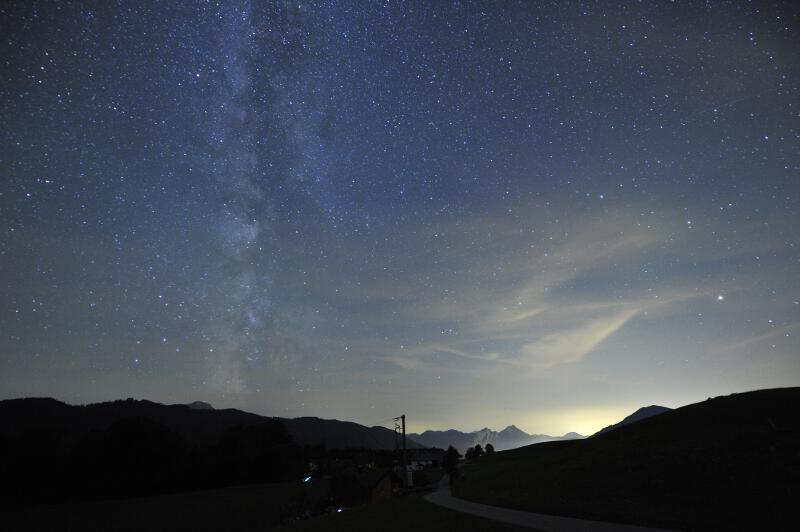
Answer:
407;448;445;470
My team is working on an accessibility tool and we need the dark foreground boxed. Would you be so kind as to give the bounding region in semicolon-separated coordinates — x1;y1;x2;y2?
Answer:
5;481;327;532
5;482;524;532
275;492;526;532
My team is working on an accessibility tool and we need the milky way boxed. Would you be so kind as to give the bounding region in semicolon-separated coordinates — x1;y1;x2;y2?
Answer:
1;1;799;435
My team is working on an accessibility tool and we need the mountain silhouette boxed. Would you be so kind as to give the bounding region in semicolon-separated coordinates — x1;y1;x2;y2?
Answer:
279;416;422;450
409;424;582;453
593;405;672;436
186;401;214;410
0;397;419;450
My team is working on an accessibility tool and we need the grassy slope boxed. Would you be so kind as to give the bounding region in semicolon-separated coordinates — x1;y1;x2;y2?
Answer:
453;387;800;531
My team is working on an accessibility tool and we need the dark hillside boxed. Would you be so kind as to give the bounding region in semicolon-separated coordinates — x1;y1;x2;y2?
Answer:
0;397;422;508
0;398;268;446
453;387;800;531
0;398;422;449
280;416;423;450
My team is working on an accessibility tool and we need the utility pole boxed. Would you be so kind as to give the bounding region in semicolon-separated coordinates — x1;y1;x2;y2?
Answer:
401;414;407;486
394;414;408;487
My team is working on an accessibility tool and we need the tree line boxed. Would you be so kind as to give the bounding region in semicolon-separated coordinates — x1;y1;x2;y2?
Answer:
442;442;495;480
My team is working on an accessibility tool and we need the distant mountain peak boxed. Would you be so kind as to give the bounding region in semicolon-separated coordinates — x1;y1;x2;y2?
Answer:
624;405;671;422
409;423;582;453
594;405;672;436
186;401;214;410
634;405;670;416
499;424;529;437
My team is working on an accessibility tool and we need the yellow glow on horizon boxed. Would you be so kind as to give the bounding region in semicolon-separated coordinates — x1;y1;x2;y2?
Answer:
405;405;643;437
519;406;638;437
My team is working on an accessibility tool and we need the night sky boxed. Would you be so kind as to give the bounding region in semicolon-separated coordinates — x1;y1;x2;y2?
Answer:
2;1;798;436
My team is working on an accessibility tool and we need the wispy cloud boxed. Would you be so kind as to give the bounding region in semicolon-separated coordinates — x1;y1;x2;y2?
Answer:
518;308;640;369
268;194;793;417
374;199;752;375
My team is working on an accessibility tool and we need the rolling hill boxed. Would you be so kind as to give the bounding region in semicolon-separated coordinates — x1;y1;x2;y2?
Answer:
0;397;418;450
280;416;421;450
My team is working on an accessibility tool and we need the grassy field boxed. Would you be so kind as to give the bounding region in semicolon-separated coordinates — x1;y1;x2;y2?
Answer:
277;492;527;532
452;388;800;531
6;480;329;532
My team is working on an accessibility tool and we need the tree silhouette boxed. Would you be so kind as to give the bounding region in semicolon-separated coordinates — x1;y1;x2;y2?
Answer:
485;443;495;453
443;445;461;475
